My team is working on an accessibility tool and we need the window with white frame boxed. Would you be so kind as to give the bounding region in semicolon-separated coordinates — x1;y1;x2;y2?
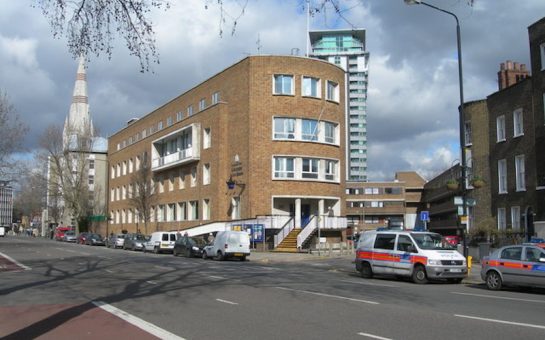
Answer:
142;129;147;139
167;116;173;127
497;208;506;230
325;160;337;180
203;163;210;185
302;158;319;179
115;187;120;201
122;185;126;200
273;118;295;139
301;119;318;141
129;158;133;173
513;109;524;137
176;111;183;122
177;202;186;221
158;176;164;193
167;204;176;222
179;170;185;189
128;209;133;224
496;115;506;141
122;161;127;175
203;128;211;149
199;98;206;111
157;205;164;222
274;157;295;178
187;105;194;116
189;200;199;220
498;159;507;193
158;120;163;131
515;154;526;191
326;80;339;102
122;209;126;224
511;206;520;231
203;199;210;220
111;166;115;179
191;167;197;187
324;122;336;144
212;92;220;105
302;76;320;98
135;156;141;170
464;121;472;146
116;164;121;177
110;189;115;202
169;174;174;191
541;42;545;70
273;74;294;95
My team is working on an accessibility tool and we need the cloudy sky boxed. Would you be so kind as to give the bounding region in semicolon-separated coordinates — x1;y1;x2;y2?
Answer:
1;0;544;181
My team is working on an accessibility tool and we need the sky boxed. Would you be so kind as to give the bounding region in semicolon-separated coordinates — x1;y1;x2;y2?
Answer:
1;0;544;181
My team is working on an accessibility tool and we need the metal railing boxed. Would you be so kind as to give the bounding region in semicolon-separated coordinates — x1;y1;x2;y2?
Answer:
297;216;318;249
273;217;295;248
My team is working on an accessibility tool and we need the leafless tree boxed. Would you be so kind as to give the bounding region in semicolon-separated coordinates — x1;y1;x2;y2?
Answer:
129;154;157;235
13;163;47;222
38;124;96;233
0;91;29;180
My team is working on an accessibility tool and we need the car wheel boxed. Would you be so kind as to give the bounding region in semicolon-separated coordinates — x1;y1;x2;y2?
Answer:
153;246;159;254
240;255;247;262
360;262;373;279
202;251;208;260
142;247;147;253
486;271;502;290
173;248;178;256
215;251;224;261
412;265;428;284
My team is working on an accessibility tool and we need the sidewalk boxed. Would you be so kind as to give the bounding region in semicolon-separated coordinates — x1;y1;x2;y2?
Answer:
249;251;353;263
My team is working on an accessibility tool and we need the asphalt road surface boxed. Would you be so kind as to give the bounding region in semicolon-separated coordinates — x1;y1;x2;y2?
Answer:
1;236;545;340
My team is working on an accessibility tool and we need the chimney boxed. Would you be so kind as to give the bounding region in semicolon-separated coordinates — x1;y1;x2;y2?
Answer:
497;60;530;90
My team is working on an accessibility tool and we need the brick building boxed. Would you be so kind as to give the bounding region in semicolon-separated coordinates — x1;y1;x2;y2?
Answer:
108;56;347;248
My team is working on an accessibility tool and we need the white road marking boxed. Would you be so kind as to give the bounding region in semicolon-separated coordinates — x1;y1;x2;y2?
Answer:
98;256;113;260
146;280;158;285
455;314;545;330
274;287;379;305
92;301;185;339
78;262;86;265
216;298;239;305
451;292;545;304
357;332;393;340
339;280;399;288
206;275;226;280
0;252;31;270
105;269;114;273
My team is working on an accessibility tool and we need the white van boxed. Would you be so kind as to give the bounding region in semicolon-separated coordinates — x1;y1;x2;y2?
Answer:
143;231;178;254
202;231;251;261
0;226;5;237
355;230;467;284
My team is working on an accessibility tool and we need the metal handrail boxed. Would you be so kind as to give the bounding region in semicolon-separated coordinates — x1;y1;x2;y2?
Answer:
297;216;318;249
273;217;295;248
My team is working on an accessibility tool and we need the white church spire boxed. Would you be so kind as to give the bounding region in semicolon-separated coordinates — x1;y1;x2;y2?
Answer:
63;56;94;149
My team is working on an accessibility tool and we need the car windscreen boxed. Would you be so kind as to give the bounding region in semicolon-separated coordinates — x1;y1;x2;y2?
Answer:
411;233;456;250
135;234;146;241
189;238;206;246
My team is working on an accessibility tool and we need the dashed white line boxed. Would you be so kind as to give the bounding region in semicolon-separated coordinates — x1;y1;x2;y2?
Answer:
93;301;185;339
274;287;379;305
450;292;545;304
146;280;158;285
357;332;393;340
339;280;399;288
104;269;114;273
206;275;226;280
216;298;239;305
455;314;545;330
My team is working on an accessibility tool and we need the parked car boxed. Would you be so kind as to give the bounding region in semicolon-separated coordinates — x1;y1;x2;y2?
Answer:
123;233;147;251
76;232;89;245
142;231;178;254
107;234;126;249
443;235;460;246
173;236;206;257
62;231;77;242
54;226;73;241
355;230;467;284
202;231;250;261
481;244;545;290
85;233;105;246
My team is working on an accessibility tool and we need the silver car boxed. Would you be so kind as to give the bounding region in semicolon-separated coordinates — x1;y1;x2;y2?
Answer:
62;231;77;242
481;244;545;290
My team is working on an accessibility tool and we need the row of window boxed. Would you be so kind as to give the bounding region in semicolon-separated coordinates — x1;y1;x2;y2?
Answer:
346;201;404;208
497;206;522;231
496;108;524;142
116;92;220;151
273;74;340;102
110;199;210;224
345;187;403;195
273;157;338;182
273;117;338;144
497;154;525;194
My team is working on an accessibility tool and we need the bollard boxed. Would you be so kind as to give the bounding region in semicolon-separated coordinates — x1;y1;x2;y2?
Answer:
467;255;472;275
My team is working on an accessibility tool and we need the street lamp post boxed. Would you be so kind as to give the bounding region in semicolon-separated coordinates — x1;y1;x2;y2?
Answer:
405;0;468;257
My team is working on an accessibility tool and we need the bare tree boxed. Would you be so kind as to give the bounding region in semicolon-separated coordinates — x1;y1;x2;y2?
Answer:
129;154;157;235
13;163;47;222
0;91;29;180
39;124;97;233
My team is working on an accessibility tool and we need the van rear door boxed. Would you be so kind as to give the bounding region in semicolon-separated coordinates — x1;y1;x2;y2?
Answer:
227;232;250;254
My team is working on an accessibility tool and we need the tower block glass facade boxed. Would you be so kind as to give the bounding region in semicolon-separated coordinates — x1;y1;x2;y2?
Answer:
309;29;369;181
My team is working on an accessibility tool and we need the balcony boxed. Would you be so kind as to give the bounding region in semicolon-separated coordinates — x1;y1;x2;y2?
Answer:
151;123;201;172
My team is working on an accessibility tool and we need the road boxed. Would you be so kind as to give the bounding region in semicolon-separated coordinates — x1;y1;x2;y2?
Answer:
1;236;545;340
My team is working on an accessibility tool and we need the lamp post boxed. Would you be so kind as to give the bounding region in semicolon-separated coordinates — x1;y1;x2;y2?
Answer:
405;0;468;257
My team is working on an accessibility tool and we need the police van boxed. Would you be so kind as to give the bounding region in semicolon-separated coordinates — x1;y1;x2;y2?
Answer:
355;229;467;284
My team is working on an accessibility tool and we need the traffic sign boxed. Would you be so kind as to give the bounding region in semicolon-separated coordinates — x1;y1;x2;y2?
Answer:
420;211;429;221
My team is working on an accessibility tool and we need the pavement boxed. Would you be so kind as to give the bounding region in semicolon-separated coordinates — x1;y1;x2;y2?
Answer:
248;250;484;284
